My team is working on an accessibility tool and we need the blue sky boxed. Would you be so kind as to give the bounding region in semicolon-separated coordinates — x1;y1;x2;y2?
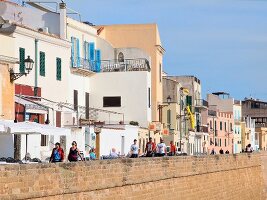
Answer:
65;0;267;100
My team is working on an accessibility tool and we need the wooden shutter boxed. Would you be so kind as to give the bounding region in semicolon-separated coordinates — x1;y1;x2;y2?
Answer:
71;37;75;67
85;92;89;119
19;48;25;73
40;51;45;76
95;49;101;72
56;111;61;127
74;90;78;111
56;57;61;81
76;38;80;67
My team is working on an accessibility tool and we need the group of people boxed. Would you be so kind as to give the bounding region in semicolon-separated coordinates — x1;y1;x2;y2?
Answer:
49;141;96;163
129;137;176;158
210;148;230;155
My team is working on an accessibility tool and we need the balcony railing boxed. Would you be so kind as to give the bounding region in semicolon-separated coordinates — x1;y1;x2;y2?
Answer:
195;99;208;107
71;57;150;73
101;59;150;72
196;125;208;133
208;110;217;116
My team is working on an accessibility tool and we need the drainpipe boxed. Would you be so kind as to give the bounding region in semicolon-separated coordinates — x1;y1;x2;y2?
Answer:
34;39;39;96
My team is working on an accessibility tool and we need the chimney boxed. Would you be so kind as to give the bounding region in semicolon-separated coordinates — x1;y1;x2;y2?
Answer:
59;2;66;40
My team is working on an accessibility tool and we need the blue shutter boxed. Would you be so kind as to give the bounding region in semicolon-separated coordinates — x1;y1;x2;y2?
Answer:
89;42;95;71
95;49;101;72
76;38;80;67
84;41;87;60
71;37;75;67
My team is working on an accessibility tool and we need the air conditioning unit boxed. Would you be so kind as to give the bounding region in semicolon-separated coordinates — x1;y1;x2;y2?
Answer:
63;112;77;126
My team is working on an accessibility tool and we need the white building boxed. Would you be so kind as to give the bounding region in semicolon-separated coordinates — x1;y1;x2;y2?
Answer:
0;1;152;160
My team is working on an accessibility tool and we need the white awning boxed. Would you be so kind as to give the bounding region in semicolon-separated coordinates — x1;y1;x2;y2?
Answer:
15;96;48;114
0;121;70;136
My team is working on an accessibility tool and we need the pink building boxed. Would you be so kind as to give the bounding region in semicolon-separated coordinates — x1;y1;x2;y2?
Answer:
207;110;234;154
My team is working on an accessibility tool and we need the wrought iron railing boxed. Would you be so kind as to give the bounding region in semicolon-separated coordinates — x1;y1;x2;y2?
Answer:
100;58;150;72
71;57;150;73
195;99;208;108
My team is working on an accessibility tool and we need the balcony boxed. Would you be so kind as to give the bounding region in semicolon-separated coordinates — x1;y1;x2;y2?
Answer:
71;57;97;77
195;99;208;111
196;125;208;133
208;110;217;117
71;58;150;76
100;59;150;72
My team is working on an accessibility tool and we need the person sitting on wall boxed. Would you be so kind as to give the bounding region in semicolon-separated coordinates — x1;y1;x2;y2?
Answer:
219;148;224;154
210;148;216;155
89;148;96;160
68;141;83;162
50;142;64;163
169;141;176;156
246;144;253;153
156;138;167;157
130;139;139;158
110;148;119;158
225;150;230;154
145;137;156;157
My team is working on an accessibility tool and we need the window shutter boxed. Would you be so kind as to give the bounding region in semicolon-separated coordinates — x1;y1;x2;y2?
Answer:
89;42;95;70
71;37;75;67
19;48;25;73
76;38;80;67
56;57;61;81
40;51;45;76
95;49;101;72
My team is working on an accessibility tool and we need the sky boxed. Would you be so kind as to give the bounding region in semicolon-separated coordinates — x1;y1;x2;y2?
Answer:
48;1;267;100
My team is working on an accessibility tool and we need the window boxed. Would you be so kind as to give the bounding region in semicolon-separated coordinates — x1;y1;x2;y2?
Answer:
230;123;233;131
215;138;218;146
215;120;217;130
19;48;25;73
40;51;45;76
56;57;61;81
219;139;221;147
210;120;212;129
148;87;151;108
41;135;48;146
186;96;192;108
84;41;89;60
225;139;227;147
247;133;249;140
71;37;80;67
220;121;222;131
167;109;171;129
118;52;124;62
85;92;89;119
159;63;162;82
225;122;227;131
103;97;121;107
210;138;213;145
74;90;78;111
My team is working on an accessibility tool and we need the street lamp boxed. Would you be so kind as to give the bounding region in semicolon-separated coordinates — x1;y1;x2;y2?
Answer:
167;95;172;104
10;56;34;82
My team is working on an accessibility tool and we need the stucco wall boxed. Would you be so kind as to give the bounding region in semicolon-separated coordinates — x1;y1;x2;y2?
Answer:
90;71;151;127
0;154;265;199
0;1;60;35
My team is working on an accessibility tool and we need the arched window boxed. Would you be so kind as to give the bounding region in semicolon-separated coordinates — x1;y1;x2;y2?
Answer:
118;52;124;62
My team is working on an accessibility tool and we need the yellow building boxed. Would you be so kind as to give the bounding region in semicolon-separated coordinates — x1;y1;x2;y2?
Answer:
0;33;17;120
256;127;267;151
96;24;164;122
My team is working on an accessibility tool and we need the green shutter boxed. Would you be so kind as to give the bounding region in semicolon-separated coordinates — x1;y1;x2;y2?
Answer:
19;48;25;73
56;57;61;81
39;51;45;76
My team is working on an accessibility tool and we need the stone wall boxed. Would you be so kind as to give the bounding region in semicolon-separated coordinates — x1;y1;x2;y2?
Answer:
0;154;265;200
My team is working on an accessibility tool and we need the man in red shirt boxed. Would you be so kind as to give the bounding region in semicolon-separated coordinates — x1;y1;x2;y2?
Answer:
145;137;156;157
170;141;176;156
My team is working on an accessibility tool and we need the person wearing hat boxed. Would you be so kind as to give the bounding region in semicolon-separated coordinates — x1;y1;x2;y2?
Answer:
156;138;167;157
50;142;65;163
130;139;139;158
145;137;156;157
